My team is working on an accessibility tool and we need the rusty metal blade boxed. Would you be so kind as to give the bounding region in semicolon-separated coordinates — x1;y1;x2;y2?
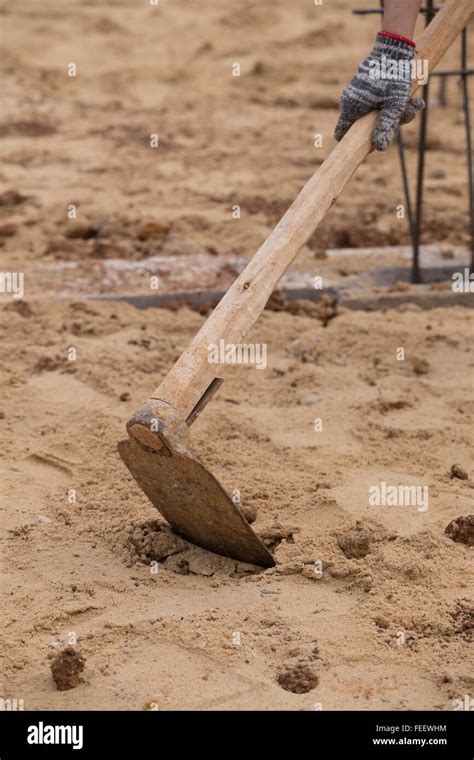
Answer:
118;436;274;568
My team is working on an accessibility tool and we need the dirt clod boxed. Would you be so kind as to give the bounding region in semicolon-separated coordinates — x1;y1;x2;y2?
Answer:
65;222;101;240
240;502;257;524
51;647;85;691
412;357;429;375
35;355;65;373
260;525;296;549
4;301;33;318
0;222;17;238
445;515;474;547
0;190;27;207
277;664;319;694
337;528;371;559
137;220;169;241
450;464;468;481
450;601;474;640
130;522;187;562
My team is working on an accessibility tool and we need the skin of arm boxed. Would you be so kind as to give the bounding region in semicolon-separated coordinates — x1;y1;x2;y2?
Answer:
382;0;423;40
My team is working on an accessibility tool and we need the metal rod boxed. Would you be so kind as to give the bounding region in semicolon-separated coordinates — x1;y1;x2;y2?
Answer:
436;75;447;107
411;0;436;283
354;2;473;280
353;6;442;14
460;28;474;270
431;68;474;77
397;133;416;243
411;83;428;283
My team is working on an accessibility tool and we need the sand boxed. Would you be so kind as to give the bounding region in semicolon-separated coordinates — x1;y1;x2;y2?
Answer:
0;0;473;711
1;0;472;297
1;299;473;710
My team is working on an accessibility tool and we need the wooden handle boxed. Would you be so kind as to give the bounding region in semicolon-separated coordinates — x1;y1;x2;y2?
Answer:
153;0;472;420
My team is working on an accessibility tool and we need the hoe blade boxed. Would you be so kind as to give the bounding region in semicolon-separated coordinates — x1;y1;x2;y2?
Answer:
118;436;275;568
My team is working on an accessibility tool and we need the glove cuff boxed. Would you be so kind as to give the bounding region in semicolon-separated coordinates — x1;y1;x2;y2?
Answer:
378;31;416;50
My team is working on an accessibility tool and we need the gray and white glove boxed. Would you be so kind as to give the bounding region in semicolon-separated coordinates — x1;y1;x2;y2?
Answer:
334;32;425;151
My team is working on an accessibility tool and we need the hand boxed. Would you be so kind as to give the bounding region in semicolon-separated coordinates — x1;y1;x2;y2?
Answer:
334;32;425;151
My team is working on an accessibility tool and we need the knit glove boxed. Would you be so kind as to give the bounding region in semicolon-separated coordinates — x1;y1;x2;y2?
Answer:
334;32;425;151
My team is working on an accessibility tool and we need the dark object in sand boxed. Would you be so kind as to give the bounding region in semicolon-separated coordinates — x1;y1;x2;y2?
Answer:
277;664;319;694
450;464;468;480
445;515;474;547
51;646;85;691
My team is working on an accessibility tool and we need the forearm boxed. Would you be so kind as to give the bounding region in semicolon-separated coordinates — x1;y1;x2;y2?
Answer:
382;0;423;40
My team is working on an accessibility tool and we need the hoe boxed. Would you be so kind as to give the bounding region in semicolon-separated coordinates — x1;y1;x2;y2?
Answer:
119;0;472;567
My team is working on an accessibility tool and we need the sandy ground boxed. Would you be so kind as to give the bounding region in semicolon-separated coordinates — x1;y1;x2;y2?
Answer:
0;0;473;711
1;299;473;710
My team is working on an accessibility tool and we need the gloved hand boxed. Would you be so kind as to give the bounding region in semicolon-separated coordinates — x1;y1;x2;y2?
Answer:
334;32;425;151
